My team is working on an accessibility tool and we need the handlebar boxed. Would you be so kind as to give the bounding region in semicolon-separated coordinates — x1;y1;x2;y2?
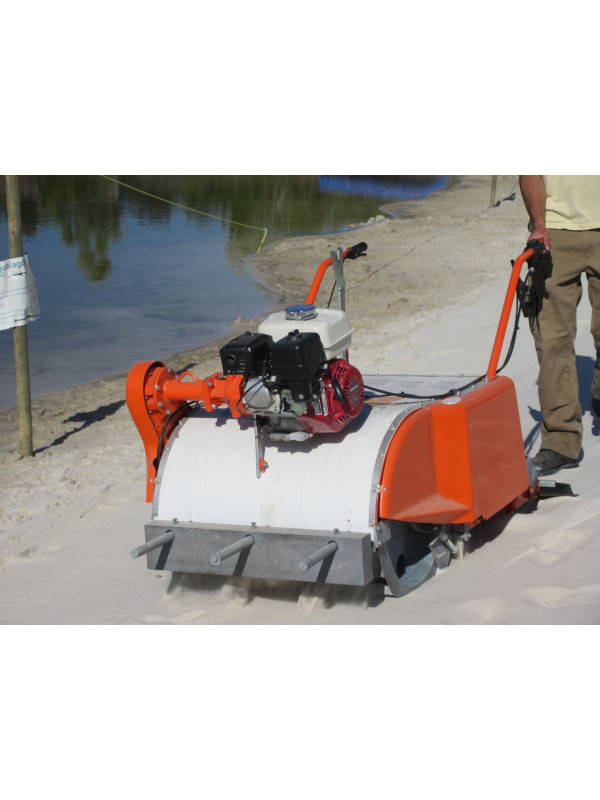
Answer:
305;242;368;305
526;238;546;256
343;241;367;260
485;246;535;381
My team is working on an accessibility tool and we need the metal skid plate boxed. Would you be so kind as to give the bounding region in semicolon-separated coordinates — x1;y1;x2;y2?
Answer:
143;520;374;586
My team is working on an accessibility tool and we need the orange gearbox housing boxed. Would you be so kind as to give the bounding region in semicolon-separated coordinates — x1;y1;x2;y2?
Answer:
126;361;246;501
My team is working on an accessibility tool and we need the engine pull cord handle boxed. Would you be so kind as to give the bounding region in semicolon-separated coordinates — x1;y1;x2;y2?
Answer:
485;244;536;381
305;242;367;305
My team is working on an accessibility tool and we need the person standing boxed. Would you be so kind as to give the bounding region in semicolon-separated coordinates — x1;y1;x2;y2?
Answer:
519;175;600;476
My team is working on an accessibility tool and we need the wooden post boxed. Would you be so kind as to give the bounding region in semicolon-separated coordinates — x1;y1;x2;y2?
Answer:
5;176;33;457
489;175;498;208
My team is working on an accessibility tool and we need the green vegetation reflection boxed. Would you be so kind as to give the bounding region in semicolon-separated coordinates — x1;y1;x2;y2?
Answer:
1;176;447;283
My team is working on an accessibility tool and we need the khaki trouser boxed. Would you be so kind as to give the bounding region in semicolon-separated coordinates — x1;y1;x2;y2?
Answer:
530;227;600;459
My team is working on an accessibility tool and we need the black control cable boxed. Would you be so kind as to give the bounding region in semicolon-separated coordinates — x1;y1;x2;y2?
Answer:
364;296;523;402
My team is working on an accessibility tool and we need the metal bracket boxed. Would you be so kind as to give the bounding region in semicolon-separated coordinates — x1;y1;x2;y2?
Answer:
254;417;268;478
331;246;346;311
429;526;460;569
538;479;576;498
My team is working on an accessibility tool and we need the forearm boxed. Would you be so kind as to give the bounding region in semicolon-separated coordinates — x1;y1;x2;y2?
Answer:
519;175;551;249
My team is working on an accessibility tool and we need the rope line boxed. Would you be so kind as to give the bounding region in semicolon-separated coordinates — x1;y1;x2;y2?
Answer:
100;175;435;253
101;175;264;232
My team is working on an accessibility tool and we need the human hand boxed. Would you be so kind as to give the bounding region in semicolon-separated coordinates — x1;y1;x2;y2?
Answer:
528;225;551;251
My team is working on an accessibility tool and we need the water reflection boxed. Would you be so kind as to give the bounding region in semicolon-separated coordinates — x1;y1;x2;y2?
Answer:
0;176;449;408
1;175;449;283
19;176;122;281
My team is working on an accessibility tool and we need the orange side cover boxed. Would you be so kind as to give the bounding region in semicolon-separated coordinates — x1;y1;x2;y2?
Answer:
377;376;532;526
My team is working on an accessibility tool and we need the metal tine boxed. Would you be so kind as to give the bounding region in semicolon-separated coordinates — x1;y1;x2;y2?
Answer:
299;541;338;572
131;530;175;559
210;534;255;566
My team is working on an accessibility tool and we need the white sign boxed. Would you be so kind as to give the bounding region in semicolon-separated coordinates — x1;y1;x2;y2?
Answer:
0;254;40;331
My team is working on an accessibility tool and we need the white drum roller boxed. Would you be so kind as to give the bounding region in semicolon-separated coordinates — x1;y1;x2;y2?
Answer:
127;242;560;597
154;405;399;533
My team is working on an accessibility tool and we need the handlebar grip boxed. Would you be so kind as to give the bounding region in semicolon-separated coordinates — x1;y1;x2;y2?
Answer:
526;238;546;257
344;242;367;260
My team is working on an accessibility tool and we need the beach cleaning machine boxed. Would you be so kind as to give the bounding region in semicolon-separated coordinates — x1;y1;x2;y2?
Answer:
126;242;553;597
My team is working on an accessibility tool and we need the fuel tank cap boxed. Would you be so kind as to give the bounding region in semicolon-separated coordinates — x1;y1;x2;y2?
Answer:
284;303;318;320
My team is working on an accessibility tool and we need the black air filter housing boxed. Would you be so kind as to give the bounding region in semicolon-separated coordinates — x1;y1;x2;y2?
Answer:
219;331;273;376
270;329;326;401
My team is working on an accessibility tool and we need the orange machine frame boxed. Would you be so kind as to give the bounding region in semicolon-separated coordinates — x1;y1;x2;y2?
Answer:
377;245;536;527
127;245;537;516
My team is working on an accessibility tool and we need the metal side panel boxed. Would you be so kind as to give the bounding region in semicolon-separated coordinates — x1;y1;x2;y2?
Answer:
142;520;374;586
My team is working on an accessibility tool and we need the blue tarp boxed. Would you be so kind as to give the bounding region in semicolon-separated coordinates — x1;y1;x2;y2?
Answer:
318;175;449;200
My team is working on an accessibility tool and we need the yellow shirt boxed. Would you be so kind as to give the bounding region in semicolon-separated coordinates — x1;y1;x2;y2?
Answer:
545;175;600;230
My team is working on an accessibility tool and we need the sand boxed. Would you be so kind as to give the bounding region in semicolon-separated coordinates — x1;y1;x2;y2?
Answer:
2;175;600;625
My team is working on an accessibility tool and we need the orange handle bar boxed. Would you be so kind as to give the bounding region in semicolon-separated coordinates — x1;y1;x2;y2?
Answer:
305;255;335;304
305;243;366;304
486;247;535;381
